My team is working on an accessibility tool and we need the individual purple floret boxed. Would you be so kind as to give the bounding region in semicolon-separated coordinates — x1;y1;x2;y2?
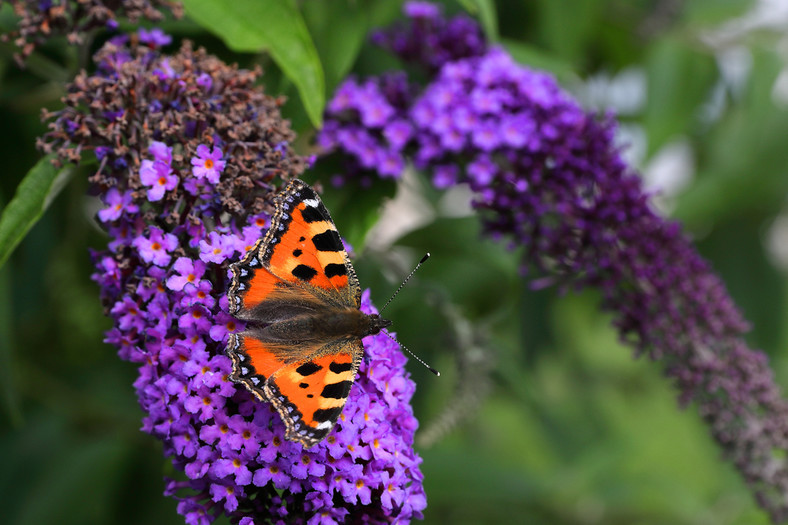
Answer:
191;144;226;184
319;3;788;522
40;29;426;524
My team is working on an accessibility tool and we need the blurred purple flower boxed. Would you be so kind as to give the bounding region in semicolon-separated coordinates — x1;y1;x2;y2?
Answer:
370;0;487;73
138;27;172;47
319;3;788;522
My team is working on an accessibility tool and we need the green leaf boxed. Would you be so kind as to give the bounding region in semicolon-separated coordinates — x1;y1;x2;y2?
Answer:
458;0;499;42
182;0;325;127
501;38;576;82
0;155;72;271
302;0;368;94
643;38;716;156
683;0;754;25
535;0;602;63
674;49;787;227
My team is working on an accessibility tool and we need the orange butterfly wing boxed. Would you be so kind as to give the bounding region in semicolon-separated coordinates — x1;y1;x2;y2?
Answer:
226;179;371;448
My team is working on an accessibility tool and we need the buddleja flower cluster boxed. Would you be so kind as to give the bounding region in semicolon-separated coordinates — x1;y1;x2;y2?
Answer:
319;2;788;522
2;0;183;63
40;31;426;524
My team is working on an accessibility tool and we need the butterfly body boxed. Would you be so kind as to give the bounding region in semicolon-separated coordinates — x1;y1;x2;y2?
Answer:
260;309;389;341
226;179;391;448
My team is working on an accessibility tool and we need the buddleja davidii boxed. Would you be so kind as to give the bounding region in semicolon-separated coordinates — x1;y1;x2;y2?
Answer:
39;36;301;220
320;2;788;522
39;32;428;524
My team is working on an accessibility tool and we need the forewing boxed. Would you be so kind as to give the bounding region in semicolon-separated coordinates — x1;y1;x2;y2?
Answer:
259;179;361;308
228;250;325;323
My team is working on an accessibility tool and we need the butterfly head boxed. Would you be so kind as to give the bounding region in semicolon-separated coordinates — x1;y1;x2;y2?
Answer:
365;313;392;336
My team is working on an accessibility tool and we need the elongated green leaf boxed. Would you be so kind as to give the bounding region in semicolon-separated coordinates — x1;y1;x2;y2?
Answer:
0;155;72;271
182;0;325;127
501;38;575;81
459;0;499;42
302;0;368;94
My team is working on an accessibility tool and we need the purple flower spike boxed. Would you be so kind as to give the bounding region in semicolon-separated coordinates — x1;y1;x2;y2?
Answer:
319;3;788;522
40;33;426;524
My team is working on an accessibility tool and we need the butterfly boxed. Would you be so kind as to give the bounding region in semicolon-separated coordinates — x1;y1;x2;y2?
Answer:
225;179;391;448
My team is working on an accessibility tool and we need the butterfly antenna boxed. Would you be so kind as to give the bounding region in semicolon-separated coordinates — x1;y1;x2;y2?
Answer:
377;253;439;376
382;330;440;376
380;252;430;313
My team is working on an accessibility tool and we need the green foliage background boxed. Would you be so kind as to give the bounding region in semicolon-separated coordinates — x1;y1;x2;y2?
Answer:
2;0;787;523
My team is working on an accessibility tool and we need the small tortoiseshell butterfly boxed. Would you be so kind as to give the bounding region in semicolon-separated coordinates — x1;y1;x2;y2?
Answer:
226;179;391;448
